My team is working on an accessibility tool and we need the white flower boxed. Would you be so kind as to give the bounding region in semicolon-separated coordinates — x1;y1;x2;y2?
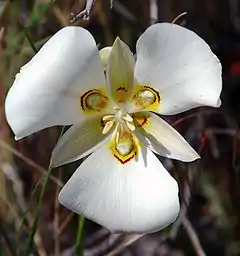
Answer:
5;23;222;234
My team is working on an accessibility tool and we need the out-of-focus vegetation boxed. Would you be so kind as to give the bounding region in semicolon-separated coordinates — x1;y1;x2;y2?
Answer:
1;0;240;255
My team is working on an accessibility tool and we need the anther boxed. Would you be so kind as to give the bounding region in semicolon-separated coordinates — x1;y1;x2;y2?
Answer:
116;131;120;144
102;115;114;121
122;114;133;122
102;120;114;134
126;121;135;131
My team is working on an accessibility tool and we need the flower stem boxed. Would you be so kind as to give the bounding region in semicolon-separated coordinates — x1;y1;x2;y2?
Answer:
24;127;65;256
75;215;85;256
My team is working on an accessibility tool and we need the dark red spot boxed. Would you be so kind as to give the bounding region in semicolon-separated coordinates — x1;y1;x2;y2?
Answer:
117;87;128;92
133;114;148;127
139;116;148;127
98;99;107;108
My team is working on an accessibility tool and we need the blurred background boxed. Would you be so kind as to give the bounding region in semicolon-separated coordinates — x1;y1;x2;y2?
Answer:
1;0;240;255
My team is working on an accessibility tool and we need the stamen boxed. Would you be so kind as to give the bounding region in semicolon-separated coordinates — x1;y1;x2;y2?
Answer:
115;123;122;144
102;120;114;134
126;121;135;131
102;115;114;121
122;114;133;122
102;108;135;138
116;130;120;144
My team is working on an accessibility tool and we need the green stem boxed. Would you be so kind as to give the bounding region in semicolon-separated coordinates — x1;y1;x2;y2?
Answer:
24;127;65;256
23;27;38;54
75;216;85;256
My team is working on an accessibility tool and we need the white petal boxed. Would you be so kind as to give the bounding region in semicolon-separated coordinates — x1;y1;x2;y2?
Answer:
134;112;200;162
106;37;135;104
5;26;105;139
135;23;222;115
59;143;180;233
51;115;112;167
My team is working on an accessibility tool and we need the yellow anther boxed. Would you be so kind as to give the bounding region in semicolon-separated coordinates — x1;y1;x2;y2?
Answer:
126;121;135;131
102;115;114;121
122;114;133;122
116;131;120;144
102;120;114;134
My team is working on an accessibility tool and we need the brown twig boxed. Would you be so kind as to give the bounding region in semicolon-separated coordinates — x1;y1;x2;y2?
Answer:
105;234;143;256
182;216;206;256
0;27;4;48
169;164;196;239
172;110;221;127
54;170;61;256
70;0;96;22
169;115;207;256
57;212;74;235
2;161;47;256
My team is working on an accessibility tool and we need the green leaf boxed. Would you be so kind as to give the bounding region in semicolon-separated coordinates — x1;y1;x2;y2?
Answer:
0;0;8;18
17;180;41;240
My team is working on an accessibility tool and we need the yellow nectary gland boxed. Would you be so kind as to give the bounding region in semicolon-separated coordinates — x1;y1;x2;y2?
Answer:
116;86;129;103
109;130;138;164
115;131;134;156
80;89;109;112
133;85;160;110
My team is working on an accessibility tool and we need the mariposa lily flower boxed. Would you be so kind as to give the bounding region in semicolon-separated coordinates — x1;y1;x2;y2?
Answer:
5;23;222;234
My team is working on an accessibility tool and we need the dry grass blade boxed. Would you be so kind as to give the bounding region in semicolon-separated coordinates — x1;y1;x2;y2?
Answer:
172;12;187;24
25;127;65;255
182;216;206;256
0;140;63;187
0;27;4;41
106;234;143;256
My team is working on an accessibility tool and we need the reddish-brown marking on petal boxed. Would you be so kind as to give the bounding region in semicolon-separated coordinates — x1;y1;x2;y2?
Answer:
100;117;105;128
80;89;95;111
133;113;149;127
114;153;135;164
122;130;131;138
143;86;161;103
132;85;161;111
116;86;128;103
108;130;139;165
98;99;107;109
117;86;128;92
80;88;109;114
138;116;148;127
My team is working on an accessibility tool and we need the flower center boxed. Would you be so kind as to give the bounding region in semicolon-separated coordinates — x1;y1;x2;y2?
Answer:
101;107;136;142
79;85;161;164
102;108;139;164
